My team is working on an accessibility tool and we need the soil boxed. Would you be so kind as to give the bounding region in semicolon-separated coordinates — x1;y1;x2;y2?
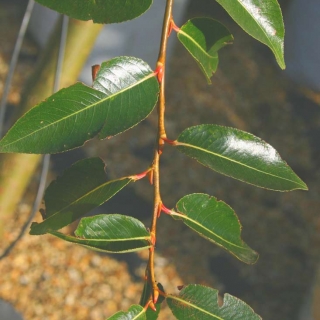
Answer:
1;1;320;320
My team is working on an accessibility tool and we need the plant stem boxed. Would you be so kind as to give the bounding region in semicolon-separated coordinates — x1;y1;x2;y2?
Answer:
147;0;174;305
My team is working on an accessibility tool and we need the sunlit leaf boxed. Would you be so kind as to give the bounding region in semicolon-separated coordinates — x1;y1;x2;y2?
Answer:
176;124;307;191
108;304;146;320
167;284;261;320
0;57;159;154
170;194;258;264
177;18;233;83
35;0;152;24
215;0;285;68
50;214;151;253
30;158;132;235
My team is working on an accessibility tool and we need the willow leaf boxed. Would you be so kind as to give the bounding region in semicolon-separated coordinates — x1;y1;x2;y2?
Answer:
167;284;261;320
0;57;159;154
35;0;152;24
171;194;258;264
215;0;285;69
30;158;132;235
177;18;233;83
108;305;146;320
176;124;307;191
50;214;151;253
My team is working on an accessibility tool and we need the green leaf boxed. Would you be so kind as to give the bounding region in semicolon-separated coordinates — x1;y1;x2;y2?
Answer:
50;214;151;253
140;282;165;320
0;57;159;154
35;0;152;24
177;18;233;84
30;158;132;235
171;194;258;264
215;0;285;69
176;124;307;191
167;284;261;320
108;304;146;320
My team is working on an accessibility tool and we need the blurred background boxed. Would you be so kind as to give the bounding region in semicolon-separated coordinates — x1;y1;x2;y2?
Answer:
0;0;320;319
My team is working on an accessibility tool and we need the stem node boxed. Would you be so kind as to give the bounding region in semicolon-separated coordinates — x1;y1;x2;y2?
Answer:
161;203;172;215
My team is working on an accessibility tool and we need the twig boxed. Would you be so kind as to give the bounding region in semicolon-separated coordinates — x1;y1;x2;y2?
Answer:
0;0;35;137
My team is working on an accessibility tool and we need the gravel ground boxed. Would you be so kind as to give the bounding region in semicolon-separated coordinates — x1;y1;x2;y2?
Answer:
1;1;320;320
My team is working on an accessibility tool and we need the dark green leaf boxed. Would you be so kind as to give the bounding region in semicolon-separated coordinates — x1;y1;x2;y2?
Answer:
177;18;233;83
50;214;151;253
35;0;152;24
108;304;146;320
30;158;132;235
167;284;261;320
0;57;159;154
216;0;285;69
140;282;165;320
171;194;258;264
176;124;307;191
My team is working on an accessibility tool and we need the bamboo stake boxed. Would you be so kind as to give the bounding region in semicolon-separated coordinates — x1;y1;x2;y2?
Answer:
0;18;103;235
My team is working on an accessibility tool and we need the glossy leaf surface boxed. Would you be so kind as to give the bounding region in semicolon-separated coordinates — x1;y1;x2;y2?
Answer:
167;284;261;320
216;0;285;69
176;124;307;191
30;158;132;235
50;214;151;253
177;18;233;83
35;0;152;24
108;304;146;320
0;57;159;154
172;194;258;264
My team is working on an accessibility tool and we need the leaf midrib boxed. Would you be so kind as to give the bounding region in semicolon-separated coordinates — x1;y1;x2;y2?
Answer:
1;72;155;149
33;178;131;231
168;295;223;319
179;29;214;59
234;0;281;64
171;211;244;250
176;141;304;188
65;235;150;242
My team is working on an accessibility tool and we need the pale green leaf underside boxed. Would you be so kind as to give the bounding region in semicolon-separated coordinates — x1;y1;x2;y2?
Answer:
173;194;258;264
167;284;261;320
35;0;152;24
216;0;285;69
178;18;233;84
30;158;132;235
108;304;146;320
0;57;159;154
176;124;307;191
50;214;151;253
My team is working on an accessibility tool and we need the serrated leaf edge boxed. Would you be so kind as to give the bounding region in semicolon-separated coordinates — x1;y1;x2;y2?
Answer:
176;140;307;191
49;231;152;253
167;294;223;320
0;72;156;151
30;177;132;234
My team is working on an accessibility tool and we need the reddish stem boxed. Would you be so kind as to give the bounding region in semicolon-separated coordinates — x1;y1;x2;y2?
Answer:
161;136;177;145
171;19;181;33
161;203;172;215
154;62;164;83
133;169;151;181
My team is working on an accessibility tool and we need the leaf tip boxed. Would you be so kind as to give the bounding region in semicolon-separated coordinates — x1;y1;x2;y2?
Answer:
29;222;41;235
